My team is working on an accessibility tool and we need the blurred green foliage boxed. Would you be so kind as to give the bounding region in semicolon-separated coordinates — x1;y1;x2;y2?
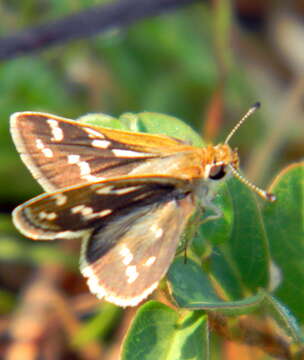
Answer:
0;2;264;203
0;1;303;359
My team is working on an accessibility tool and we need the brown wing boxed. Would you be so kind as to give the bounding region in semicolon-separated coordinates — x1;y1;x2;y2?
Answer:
12;175;193;241
10;112;193;192
12;174;195;306
80;193;194;307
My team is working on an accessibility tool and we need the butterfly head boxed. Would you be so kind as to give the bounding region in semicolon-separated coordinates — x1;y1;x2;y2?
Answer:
204;143;239;181
206;103;276;202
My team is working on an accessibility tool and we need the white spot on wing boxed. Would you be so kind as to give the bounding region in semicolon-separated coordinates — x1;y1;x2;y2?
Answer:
47;119;64;141
38;211;57;220
96;186;113;195
125;265;139;283
35;139;44;150
71;205;85;214
42;148;53;158
82;175;101;182
82;207;93;216
112;149;150;158
35;138;53;158
54;194;67;206
54;229;90;240
143;256;156;267
114;185;141;195
71;205;93;217
67;155;97;181
47;212;57;220
92;139;111;149
68;154;80;164
98;209;112;217
85;208;112;220
79;161;91;176
119;245;133;266
84;128;105;139
38;211;47;219
151;224;163;239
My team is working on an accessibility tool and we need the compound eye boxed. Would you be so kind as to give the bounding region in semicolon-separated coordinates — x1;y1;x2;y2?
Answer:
209;165;226;180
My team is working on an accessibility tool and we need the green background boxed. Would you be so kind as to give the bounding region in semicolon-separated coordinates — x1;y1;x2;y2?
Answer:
0;1;303;359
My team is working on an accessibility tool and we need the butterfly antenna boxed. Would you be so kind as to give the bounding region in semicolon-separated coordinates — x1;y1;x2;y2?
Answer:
228;164;276;201
224;102;261;145
225;102;276;202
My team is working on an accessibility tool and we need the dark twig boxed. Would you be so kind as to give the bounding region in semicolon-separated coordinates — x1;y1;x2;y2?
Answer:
0;0;202;61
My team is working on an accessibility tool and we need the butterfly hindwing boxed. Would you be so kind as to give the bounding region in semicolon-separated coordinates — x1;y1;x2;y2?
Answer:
80;194;195;307
10;112;188;192
13;175;195;305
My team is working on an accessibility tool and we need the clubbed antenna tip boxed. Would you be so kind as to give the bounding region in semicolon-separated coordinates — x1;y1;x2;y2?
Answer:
265;193;276;202
252;101;261;110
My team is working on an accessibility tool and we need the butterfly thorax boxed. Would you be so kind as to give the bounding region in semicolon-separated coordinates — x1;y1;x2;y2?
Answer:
128;143;238;183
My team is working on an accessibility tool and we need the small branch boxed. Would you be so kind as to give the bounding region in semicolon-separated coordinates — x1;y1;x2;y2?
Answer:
0;0;202;61
208;312;302;360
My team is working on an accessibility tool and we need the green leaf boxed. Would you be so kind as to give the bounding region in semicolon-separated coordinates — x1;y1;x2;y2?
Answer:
77;113;129;130
167;257;265;315
121;301;208;360
119;112;204;146
221;176;270;291
260;290;303;344
196;182;234;248
206;248;244;301
168;257;220;307
263;163;304;322
190;176;270;303
78;111;203;148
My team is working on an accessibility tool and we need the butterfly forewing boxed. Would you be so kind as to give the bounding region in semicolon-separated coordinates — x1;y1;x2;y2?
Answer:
10;112;190;192
80;194;194;307
12;175;193;240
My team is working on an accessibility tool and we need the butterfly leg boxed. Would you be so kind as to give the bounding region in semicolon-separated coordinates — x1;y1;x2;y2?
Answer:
175;209;203;263
200;200;223;224
180;203;223;264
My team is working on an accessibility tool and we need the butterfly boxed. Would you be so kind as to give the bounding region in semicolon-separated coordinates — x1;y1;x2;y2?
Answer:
10;103;275;307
